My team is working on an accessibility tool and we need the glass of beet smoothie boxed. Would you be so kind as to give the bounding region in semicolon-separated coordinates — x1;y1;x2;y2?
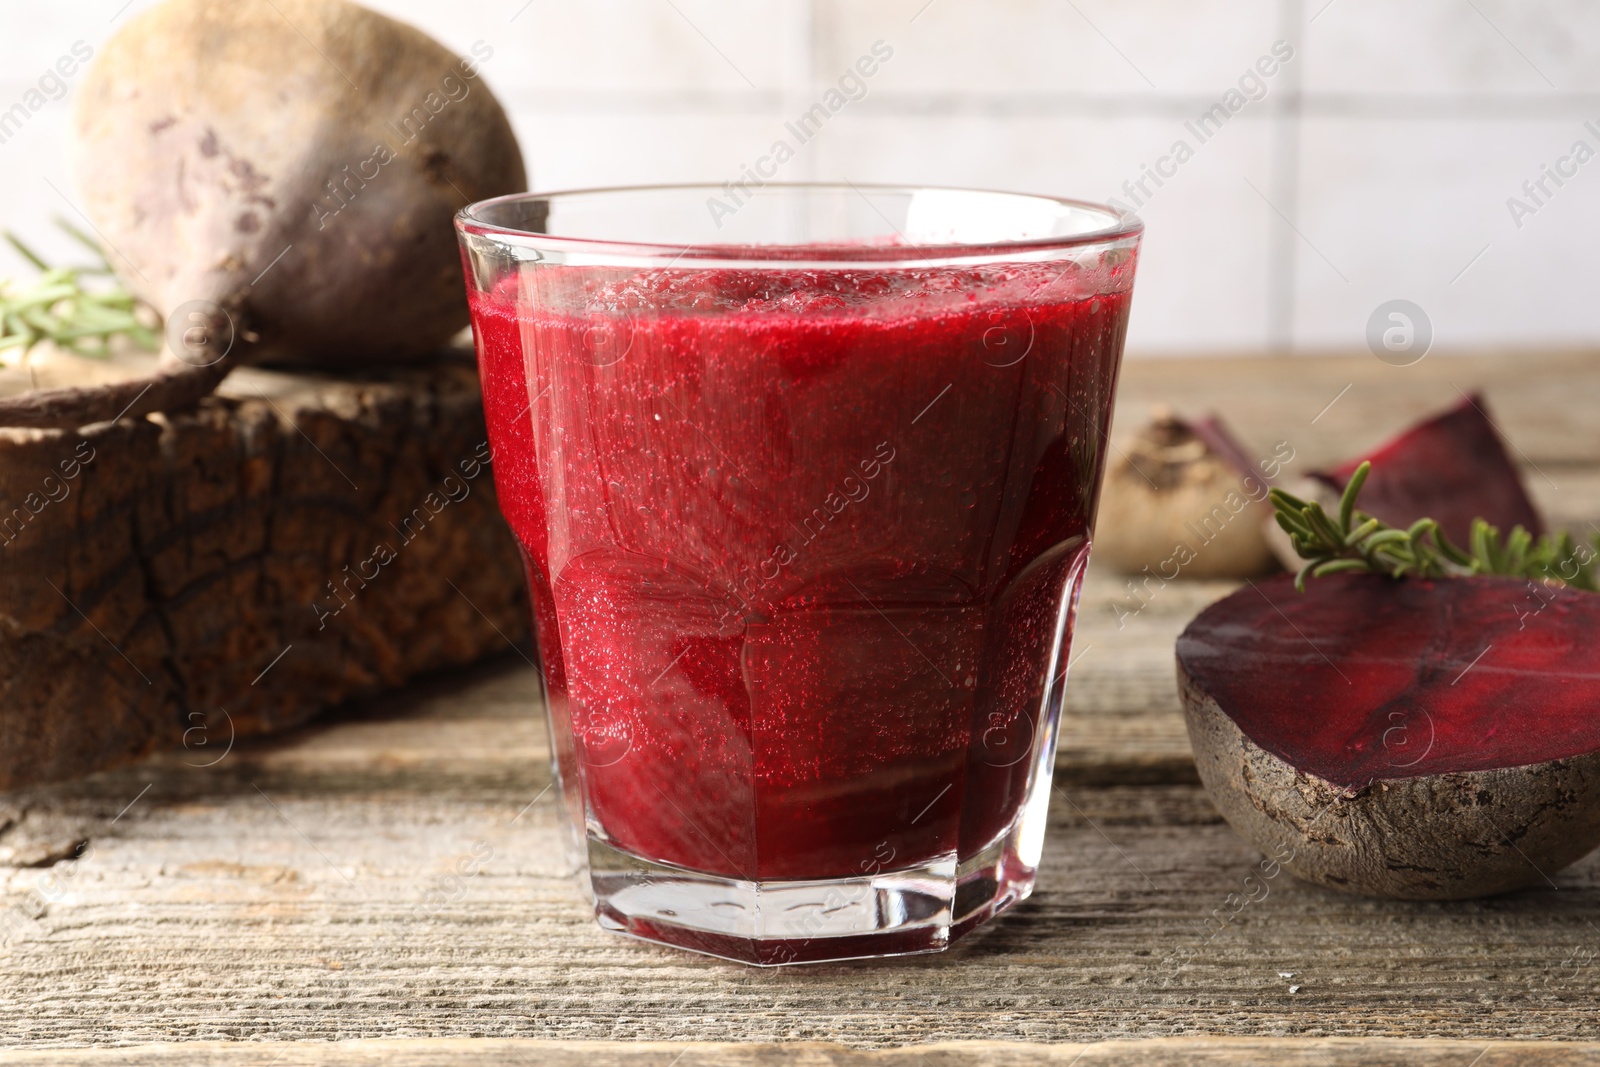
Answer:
456;184;1141;964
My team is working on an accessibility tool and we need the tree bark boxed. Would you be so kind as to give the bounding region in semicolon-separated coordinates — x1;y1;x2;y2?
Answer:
0;362;528;791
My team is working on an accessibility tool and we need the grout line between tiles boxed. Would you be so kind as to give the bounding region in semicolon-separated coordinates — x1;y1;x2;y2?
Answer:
1266;0;1307;355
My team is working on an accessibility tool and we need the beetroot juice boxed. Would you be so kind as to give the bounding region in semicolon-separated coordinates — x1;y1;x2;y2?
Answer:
458;185;1141;964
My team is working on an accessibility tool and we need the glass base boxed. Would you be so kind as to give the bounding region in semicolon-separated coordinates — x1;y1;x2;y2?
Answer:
589;829;1036;966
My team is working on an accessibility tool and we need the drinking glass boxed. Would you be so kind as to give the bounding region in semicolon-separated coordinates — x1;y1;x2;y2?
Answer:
456;184;1141;964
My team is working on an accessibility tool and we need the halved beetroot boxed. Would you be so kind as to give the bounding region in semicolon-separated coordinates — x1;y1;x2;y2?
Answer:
1311;393;1543;546
1178;572;1600;899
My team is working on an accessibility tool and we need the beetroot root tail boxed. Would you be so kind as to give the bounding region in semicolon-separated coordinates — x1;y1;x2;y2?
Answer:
0;359;233;430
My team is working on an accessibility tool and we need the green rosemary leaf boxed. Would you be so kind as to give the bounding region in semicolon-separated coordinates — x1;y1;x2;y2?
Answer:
1305;506;1346;549
1338;461;1370;534
1268;487;1311;512
1470;521;1497;574
3;233;51;273
1504;526;1532;574
52;216;110;266
1274;511;1311;539
1433;528;1476;569
0;223;157;364
1361;528;1411;549
1312;558;1373;578
1271;463;1598;593
1344;517;1383;546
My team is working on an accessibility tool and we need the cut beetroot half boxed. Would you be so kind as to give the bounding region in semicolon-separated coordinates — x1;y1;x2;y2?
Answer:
1178;572;1600;899
1312;393;1543;546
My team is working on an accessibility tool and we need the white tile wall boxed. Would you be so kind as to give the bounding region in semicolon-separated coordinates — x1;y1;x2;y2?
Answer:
817;0;1283;97
1;0;1597;358
1303;0;1600;96
1295;115;1600;350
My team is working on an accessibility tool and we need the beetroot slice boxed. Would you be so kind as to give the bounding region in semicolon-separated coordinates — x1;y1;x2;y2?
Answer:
1180;573;1600;787
1312;393;1543;545
1178;573;1600;898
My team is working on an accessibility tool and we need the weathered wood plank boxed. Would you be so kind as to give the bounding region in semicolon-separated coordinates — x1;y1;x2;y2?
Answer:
1113;351;1600;469
3;654;1600;1049
0;1037;1596;1066
1061;568;1234;785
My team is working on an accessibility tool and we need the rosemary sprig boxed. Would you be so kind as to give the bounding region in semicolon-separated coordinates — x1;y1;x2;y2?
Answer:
1270;460;1600;593
0;220;159;364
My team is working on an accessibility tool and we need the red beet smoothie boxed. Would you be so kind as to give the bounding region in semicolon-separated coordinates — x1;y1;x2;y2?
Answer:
470;263;1132;880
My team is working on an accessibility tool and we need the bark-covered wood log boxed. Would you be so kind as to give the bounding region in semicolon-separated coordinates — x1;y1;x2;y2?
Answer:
0;362;527;791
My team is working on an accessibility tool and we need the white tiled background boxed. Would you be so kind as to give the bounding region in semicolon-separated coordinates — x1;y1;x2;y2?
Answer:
2;0;1597;358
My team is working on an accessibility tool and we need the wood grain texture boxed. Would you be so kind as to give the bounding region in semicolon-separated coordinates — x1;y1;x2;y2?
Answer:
1112;351;1600;470
0;352;1595;1061
4;644;1600;1050
1061;569;1231;786
0;362;527;793
0;1037;1598;1066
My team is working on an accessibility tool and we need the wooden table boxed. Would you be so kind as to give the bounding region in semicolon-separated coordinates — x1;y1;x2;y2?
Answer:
3;353;1599;1065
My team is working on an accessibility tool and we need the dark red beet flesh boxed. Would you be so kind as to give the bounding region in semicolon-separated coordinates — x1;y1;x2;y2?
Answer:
1177;573;1600;789
1312;393;1543;545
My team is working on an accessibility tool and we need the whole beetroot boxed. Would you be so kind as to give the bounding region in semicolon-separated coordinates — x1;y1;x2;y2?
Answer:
0;0;525;428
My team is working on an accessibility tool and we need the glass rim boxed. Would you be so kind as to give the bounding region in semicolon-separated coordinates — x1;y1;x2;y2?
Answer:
455;182;1143;265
